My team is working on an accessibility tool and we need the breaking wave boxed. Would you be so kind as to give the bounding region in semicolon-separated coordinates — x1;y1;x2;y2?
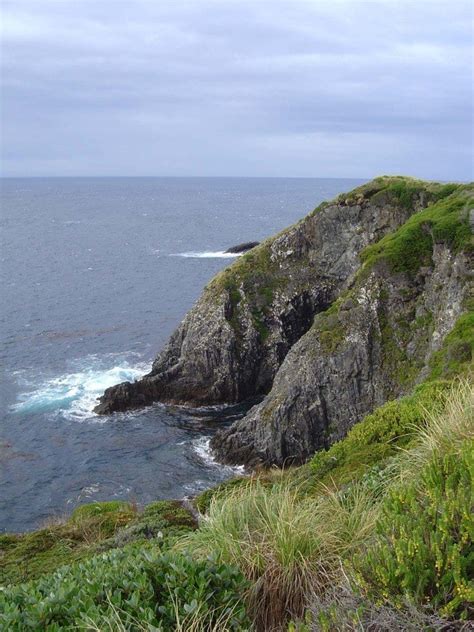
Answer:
192;436;245;473
12;355;150;421
170;251;242;258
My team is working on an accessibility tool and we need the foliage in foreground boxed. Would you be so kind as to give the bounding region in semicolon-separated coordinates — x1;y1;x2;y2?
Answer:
0;546;249;631
1;380;472;631
182;379;474;630
0;499;196;586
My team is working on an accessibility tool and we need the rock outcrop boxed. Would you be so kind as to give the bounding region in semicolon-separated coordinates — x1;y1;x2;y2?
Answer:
95;177;439;414
211;236;472;465
94;177;473;468
225;241;260;254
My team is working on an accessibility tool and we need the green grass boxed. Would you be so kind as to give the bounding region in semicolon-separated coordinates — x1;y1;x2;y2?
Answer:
0;500;196;586
309;379;453;487
361;184;473;274
193;477;252;514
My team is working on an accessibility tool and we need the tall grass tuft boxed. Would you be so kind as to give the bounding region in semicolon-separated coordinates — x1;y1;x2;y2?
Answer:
399;376;473;480
179;479;379;631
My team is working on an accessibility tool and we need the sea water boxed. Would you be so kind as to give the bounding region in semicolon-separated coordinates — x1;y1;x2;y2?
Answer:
0;177;362;531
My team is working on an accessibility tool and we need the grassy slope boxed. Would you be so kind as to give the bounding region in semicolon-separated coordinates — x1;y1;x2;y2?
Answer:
0;500;196;586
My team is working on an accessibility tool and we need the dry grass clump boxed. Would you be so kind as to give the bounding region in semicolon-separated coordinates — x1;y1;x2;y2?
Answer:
308;579;472;631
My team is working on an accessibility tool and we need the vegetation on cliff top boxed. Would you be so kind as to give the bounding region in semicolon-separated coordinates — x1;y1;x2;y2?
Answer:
361;183;472;274
207;176;468;341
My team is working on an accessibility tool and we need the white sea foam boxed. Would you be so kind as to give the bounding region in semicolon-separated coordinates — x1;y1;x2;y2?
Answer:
12;356;150;421
192;437;245;473
170;251;242;259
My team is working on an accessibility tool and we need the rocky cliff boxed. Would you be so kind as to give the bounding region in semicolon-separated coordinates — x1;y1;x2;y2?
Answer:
95;177;473;467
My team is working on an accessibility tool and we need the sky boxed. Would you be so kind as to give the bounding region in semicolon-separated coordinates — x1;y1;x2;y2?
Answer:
1;0;472;179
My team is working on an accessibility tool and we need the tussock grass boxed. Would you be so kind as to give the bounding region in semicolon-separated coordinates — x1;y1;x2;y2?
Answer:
399;376;474;481
179;479;379;630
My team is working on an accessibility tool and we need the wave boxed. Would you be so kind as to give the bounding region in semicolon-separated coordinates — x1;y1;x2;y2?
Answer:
169;251;242;259
192;437;245;473
12;355;150;421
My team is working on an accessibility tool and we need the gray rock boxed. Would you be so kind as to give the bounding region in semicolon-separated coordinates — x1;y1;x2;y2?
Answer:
94;178;472;472
225;241;260;253
211;245;472;466
95;178;429;415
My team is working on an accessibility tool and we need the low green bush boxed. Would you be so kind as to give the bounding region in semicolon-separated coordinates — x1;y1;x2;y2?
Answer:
354;441;473;619
0;545;249;631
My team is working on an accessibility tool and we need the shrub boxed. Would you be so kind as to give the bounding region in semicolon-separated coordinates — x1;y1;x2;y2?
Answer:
0;545;249;631
351;382;474;620
354;441;473;619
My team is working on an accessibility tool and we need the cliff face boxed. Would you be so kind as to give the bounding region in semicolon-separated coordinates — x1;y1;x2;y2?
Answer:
211;241;472;465
94;177;456;414
94;177;473;469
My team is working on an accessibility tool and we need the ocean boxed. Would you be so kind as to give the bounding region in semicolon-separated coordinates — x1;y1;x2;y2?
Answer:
0;176;363;532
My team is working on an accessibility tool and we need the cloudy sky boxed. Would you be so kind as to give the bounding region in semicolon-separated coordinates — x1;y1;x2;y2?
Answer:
1;0;472;179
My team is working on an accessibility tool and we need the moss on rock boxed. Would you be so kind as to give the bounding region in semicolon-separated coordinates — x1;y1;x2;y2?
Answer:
361;184;472;275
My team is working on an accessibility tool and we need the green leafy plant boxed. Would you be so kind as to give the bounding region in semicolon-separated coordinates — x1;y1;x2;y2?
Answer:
0;546;249;631
354;442;473;618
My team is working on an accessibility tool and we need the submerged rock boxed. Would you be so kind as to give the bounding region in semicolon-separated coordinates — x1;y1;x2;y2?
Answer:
94;177;473;468
225;241;260;253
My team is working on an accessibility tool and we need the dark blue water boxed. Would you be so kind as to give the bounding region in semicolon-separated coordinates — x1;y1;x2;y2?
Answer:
0;177;362;532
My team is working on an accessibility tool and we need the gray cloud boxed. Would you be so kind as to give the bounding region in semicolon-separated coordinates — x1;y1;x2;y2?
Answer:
1;0;472;178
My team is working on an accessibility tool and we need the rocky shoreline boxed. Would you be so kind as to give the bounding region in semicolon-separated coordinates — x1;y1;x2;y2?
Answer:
94;177;473;467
